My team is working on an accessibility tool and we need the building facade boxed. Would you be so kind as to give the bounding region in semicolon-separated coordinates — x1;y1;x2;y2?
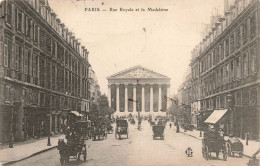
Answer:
107;66;171;117
0;0;91;143
188;0;260;139
89;67;101;103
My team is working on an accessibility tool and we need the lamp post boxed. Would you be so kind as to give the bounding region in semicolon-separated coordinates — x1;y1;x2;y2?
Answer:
128;99;141;130
226;92;233;136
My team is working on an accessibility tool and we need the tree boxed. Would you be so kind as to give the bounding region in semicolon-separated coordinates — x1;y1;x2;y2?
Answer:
90;94;115;125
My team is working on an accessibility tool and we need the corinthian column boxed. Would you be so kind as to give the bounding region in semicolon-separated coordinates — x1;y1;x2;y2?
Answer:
108;84;111;107
116;84;120;112
158;84;162;112
150;85;153;112
125;84;128;112
142;84;145;112
133;84;136;112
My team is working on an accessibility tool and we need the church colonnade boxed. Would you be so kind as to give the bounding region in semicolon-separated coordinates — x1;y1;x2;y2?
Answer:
108;84;170;113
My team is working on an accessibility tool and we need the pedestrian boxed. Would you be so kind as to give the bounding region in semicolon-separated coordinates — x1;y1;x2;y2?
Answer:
245;132;250;145
169;123;172;129
36;127;40;139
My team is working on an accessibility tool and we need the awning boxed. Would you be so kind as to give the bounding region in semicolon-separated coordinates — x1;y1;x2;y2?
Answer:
70;111;83;117
204;109;228;124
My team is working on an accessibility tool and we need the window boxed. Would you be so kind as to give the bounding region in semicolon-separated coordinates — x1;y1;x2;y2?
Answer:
249;88;257;105
220;43;224;59
250;14;256;38
16;10;23;32
3;41;8;67
51;40;56;58
236;28;241;48
4;39;12;68
46;61;51;89
236;57;241;79
32;54;38;77
40;92;45;107
40;28;46;50
242;22;247;43
225;39;229;57
250;48;256;74
5;86;10;102
24;49;28;74
52;64;56;90
34;24;39;43
230;34;234;53
25;17;32;38
39;58;45;87
15;45;22;71
46;34;51;53
235;91;242;106
243;53;248;77
6;2;12;25
215;48;219;63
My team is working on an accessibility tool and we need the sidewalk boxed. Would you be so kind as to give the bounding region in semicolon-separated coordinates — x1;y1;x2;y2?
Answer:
179;128;260;158
0;134;65;166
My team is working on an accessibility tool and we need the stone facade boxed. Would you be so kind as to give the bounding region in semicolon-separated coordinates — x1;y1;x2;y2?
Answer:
183;0;260;139
0;0;90;143
107;66;170;117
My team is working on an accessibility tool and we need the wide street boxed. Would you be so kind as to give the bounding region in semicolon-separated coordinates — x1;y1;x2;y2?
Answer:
10;121;249;166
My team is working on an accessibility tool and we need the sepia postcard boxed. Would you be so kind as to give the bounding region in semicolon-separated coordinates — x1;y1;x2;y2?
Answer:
0;0;259;166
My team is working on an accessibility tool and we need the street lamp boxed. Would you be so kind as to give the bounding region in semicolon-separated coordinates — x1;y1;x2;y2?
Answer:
128;99;141;130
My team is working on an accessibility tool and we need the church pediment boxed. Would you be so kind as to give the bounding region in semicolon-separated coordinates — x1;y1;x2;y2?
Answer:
107;65;169;79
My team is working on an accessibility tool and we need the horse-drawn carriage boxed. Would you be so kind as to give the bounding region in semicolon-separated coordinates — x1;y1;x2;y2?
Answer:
115;119;128;139
202;128;227;161
58;120;88;165
92;123;107;141
226;137;243;157
107;123;114;134
152;125;165;140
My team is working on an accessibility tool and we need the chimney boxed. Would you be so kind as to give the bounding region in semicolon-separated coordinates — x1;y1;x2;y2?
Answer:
224;0;229;13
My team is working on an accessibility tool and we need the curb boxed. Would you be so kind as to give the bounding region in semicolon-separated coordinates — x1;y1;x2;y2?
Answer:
180;131;202;140
2;146;58;166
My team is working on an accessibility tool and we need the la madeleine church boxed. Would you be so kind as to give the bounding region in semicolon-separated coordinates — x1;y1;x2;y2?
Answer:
107;65;171;117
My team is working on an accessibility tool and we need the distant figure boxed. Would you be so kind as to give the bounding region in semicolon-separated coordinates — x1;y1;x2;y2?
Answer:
169;123;172;129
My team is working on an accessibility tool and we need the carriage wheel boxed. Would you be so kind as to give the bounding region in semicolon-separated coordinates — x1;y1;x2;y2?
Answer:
205;146;209;160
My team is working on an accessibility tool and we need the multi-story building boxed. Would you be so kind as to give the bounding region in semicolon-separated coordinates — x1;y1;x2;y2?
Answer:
177;69;192;125
89;67;101;103
188;0;259;139
0;0;91;143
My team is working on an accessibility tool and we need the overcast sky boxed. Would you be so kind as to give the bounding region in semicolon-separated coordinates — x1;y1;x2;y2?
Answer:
48;0;225;95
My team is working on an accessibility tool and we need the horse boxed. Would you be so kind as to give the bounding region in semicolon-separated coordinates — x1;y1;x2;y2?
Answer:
57;139;69;165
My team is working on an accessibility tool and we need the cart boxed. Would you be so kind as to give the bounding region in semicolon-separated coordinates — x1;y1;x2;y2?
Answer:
202;129;227;161
57;138;87;165
115;119;128;139
75;121;90;140
107;123;114;134
152;125;165;140
226;137;243;157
